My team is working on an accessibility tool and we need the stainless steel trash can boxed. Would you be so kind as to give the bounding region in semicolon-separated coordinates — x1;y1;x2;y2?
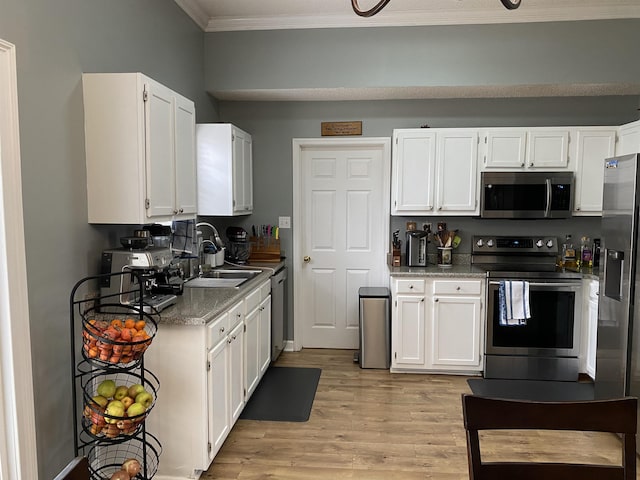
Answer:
358;287;391;369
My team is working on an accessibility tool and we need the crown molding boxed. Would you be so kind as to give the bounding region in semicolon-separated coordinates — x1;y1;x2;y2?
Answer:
174;0;210;30
196;4;640;32
210;83;640;102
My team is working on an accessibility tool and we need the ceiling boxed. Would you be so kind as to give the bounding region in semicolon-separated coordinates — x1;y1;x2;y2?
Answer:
175;0;640;32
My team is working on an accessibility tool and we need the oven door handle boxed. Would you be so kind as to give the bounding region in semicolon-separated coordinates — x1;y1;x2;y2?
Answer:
544;178;552;218
489;281;581;288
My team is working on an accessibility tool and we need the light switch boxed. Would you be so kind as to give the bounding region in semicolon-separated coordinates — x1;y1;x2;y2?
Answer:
279;216;291;228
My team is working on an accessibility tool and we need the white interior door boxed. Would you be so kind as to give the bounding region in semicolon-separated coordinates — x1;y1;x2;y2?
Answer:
293;138;390;349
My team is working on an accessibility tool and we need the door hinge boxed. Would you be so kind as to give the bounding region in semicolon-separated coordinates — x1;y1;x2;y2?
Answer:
207;360;211;371
394;300;397;307
207;442;212;452
244;388;247;398
145;198;150;209
394;352;397;359
143;87;148;102
244;324;246;332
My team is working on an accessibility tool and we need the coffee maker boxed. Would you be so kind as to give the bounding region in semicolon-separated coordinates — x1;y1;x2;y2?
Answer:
406;230;428;267
99;247;178;312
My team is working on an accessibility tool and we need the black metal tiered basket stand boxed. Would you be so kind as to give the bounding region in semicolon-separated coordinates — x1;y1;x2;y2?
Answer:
69;271;162;480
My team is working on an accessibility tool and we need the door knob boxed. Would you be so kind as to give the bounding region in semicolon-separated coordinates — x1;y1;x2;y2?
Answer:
303;256;311;263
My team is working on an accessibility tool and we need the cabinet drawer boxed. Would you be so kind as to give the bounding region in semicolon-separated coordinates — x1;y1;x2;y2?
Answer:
245;287;262;313
206;312;230;350
395;278;425;294
260;279;271;300
433;280;482;295
229;301;244;329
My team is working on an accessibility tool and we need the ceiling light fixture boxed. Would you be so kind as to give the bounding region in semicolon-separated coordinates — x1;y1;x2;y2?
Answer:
352;0;521;17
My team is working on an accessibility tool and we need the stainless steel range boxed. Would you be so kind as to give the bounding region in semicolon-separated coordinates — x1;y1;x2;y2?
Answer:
472;235;583;381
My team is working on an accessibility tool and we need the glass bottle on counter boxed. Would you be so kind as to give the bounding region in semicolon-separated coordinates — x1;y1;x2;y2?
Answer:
562;234;578;270
580;236;593;268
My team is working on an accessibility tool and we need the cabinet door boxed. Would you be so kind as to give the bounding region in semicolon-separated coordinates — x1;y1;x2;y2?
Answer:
145;78;176;218
241;133;253;213
586;296;598;380
436;130;479;214
391;130;436;214
244;305;260;399
430;296;482;368
232;127;253;215
484;129;527;169
174;95;197;216
258;295;272;377
228;321;245;424
617;120;640;155
207;338;229;461
527;130;569;168
574;130;615;215
392;294;425;367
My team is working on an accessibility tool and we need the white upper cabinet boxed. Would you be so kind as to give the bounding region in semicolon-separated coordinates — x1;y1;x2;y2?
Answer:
617;119;640;156
391;129;436;214
391;128;478;216
573;128;616;216
83;73;196;224
197;123;253;216
481;128;570;170
436;130;479;214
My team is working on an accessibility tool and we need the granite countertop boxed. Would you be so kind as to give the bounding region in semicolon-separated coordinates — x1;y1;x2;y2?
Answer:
389;261;600;281
158;260;285;326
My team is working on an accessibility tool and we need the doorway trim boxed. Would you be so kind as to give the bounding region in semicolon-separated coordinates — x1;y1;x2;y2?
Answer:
0;39;38;479
292;137;391;351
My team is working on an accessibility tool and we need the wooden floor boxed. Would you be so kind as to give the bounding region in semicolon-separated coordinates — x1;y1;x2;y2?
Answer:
201;349;634;479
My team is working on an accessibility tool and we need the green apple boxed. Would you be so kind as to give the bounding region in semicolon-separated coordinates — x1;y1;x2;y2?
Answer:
127;384;146;399
121;396;134;409
135;391;153;409
114;385;129;401
105;400;125;422
96;379;116;398
91;395;108;408
127;402;146;417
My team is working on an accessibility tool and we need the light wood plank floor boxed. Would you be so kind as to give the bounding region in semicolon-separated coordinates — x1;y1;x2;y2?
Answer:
201;349;636;479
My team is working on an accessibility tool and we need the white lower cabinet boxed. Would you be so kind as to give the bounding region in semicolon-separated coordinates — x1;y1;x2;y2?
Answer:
145;278;272;479
581;278;599;380
391;276;484;374
244;280;271;401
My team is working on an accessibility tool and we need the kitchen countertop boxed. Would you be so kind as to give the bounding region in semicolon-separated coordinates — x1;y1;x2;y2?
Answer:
157;260;285;326
389;263;600;280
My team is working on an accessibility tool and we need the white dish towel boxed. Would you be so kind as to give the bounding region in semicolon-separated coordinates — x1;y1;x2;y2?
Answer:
499;280;531;326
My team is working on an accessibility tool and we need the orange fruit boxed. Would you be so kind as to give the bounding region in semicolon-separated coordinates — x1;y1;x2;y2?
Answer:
134;320;146;331
124;318;136;329
110;319;123;329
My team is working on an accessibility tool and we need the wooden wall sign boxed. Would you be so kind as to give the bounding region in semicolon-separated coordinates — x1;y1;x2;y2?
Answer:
321;121;362;136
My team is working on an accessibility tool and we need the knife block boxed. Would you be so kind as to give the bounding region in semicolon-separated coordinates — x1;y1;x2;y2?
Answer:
249;236;282;263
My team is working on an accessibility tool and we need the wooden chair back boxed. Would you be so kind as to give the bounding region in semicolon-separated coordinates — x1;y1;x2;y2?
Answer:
53;456;90;480
461;394;637;480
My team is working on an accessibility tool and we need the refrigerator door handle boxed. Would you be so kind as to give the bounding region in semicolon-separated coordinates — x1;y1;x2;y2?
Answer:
544;178;552;218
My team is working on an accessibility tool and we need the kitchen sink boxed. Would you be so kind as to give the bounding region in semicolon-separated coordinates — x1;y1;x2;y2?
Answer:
184;269;262;288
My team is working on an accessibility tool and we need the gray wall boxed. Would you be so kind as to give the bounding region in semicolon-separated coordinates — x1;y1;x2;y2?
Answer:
0;1;216;477
204;20;640;93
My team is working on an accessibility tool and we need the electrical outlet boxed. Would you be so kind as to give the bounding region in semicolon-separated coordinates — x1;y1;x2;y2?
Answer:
279;216;291;229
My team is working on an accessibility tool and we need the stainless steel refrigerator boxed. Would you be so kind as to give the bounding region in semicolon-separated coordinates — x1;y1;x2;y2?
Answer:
595;153;640;449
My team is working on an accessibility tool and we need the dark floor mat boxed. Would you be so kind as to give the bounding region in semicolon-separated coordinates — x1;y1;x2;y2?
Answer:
467;378;595;402
240;367;321;422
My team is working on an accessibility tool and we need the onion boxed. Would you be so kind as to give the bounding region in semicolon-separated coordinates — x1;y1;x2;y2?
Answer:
122;458;141;477
109;470;130;480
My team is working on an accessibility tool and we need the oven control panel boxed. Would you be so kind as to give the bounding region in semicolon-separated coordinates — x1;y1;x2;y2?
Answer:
472;236;558;255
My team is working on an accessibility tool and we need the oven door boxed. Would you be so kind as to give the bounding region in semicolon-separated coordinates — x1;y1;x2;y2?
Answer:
486;278;582;358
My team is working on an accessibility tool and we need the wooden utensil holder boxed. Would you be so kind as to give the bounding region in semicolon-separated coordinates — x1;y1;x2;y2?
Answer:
249;236;282;263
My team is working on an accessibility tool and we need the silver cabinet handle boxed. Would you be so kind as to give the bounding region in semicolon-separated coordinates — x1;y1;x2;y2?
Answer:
304;256;311;263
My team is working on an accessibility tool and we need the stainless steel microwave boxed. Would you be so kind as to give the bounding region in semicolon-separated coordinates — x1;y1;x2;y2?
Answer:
480;171;573;219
